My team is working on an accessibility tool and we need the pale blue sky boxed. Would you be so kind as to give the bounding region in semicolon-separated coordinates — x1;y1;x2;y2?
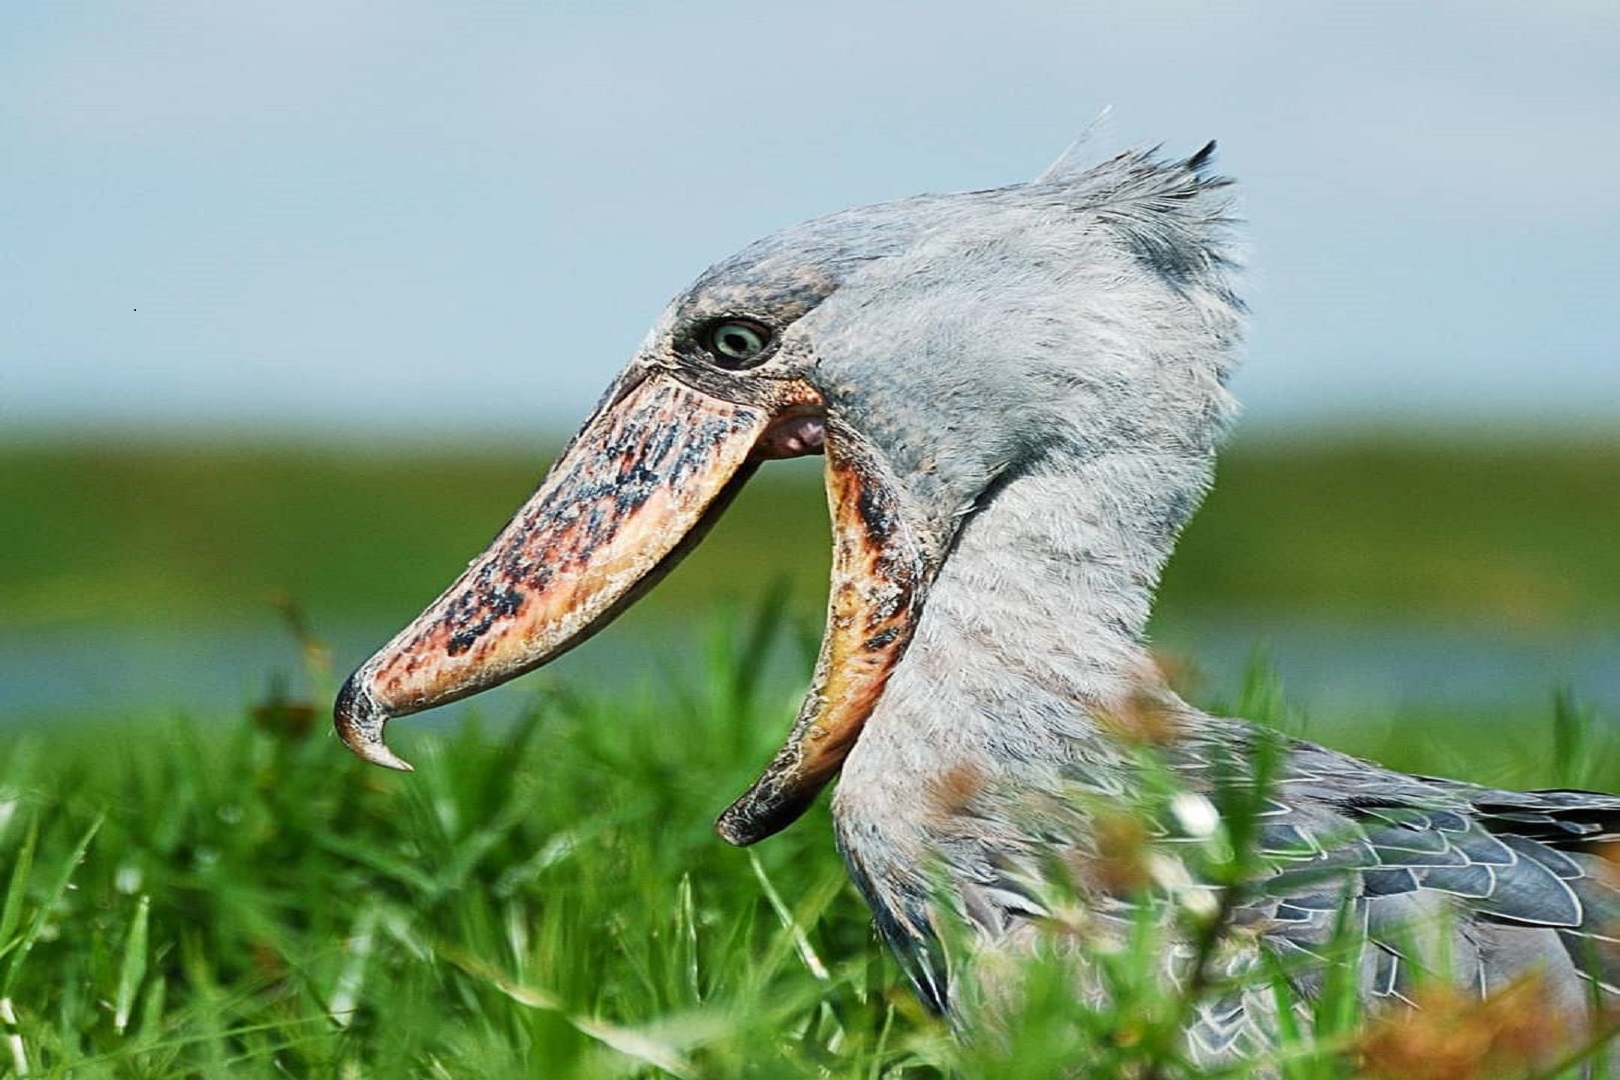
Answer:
4;1;1617;439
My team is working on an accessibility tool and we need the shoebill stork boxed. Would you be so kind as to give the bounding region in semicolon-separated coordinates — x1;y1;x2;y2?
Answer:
334;146;1620;1065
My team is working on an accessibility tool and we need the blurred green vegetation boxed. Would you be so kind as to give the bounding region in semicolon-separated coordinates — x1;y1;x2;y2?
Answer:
4;432;1619;634
1163;433;1620;630
0;439;826;633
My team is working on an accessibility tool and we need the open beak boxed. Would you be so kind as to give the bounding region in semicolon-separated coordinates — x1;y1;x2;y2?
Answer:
335;367;933;844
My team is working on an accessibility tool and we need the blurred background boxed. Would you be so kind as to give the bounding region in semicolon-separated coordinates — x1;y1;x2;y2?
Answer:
5;0;1618;733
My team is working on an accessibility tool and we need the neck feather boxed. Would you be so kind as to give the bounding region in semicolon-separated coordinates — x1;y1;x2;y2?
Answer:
834;445;1213;834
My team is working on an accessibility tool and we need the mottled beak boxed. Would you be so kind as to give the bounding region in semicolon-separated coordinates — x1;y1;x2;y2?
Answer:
714;423;931;845
335;365;933;844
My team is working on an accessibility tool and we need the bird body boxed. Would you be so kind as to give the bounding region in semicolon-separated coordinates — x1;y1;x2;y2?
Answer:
335;145;1620;1070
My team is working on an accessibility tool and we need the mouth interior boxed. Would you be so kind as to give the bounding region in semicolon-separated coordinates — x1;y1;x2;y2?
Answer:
756;413;826;460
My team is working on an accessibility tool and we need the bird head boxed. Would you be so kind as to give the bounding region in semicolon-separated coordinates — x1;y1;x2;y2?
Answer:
334;145;1242;844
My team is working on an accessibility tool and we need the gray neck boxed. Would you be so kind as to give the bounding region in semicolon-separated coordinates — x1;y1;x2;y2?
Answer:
833;444;1212;853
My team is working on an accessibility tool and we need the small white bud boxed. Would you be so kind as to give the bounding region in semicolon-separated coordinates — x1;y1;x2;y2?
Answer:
1179;886;1221;920
1171;792;1220;840
115;864;144;895
1148;852;1193;891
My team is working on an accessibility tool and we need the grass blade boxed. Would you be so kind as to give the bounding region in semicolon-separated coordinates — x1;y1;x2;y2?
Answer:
113;894;151;1035
749;850;829;981
0;819;37;965
1;814;102;997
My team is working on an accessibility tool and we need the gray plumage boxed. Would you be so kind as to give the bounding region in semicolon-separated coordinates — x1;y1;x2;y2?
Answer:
639;145;1620;1065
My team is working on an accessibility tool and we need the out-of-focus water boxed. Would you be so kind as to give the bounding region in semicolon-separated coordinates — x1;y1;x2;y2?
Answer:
3;617;1618;730
1157;619;1620;718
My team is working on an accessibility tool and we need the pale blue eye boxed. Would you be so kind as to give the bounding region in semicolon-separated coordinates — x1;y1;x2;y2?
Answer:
705;320;773;367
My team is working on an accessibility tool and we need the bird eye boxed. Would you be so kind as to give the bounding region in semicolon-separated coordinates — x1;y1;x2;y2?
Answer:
703;319;774;369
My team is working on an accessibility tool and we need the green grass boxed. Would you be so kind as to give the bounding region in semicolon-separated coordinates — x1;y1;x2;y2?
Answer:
1;607;1616;1077
0;612;935;1078
6;432;1620;633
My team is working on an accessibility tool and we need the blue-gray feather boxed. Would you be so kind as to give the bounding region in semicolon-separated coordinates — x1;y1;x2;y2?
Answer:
644;144;1620;1070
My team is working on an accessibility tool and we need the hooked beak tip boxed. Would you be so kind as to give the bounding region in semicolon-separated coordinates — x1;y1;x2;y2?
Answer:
334;671;415;773
714;816;753;848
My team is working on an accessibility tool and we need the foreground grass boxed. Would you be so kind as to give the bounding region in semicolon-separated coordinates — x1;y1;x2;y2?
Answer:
0;613;949;1077
1;615;1616;1077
